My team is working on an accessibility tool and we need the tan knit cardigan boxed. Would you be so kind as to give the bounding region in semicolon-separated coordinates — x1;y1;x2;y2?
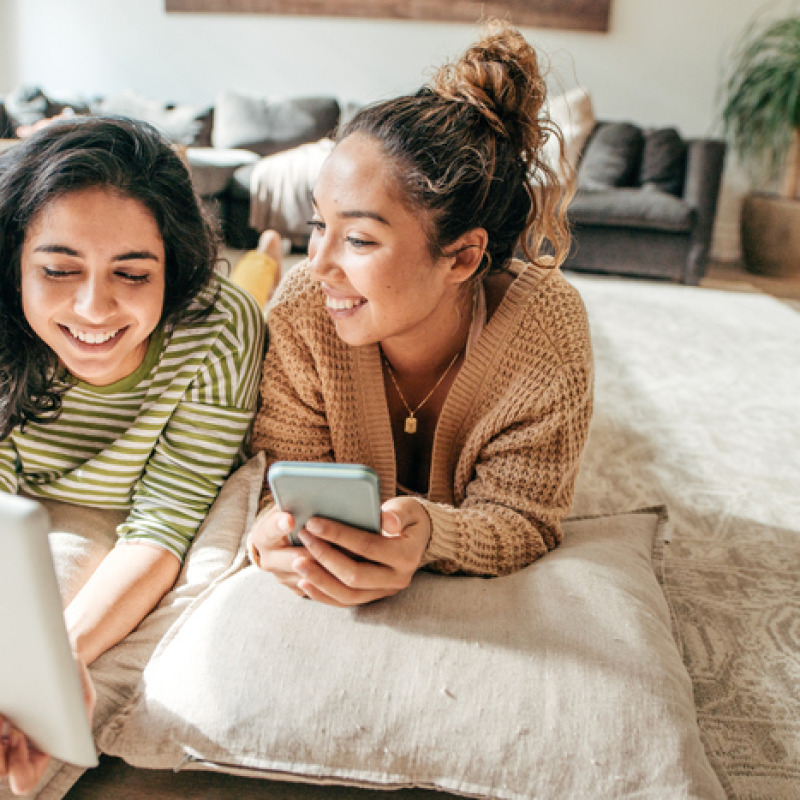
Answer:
251;259;594;577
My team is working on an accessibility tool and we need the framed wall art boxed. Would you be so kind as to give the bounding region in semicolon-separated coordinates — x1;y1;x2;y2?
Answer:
165;1;612;33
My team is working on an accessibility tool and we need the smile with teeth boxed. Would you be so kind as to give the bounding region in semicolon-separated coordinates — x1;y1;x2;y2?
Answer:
65;326;123;345
326;296;366;311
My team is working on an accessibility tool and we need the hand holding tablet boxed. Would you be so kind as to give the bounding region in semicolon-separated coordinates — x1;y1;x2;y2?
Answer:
0;493;98;795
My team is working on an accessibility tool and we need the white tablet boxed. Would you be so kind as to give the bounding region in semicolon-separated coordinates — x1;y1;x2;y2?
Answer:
0;492;98;767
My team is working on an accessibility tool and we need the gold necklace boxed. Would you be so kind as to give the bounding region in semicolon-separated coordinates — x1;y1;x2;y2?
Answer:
383;348;462;434
382;290;476;435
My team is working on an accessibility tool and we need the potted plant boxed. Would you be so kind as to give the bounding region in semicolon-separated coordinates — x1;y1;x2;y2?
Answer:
722;11;800;277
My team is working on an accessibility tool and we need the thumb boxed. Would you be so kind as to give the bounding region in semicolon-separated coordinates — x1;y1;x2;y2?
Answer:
380;499;413;537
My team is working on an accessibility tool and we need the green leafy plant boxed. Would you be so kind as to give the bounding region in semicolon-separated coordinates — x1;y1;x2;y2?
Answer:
722;11;800;198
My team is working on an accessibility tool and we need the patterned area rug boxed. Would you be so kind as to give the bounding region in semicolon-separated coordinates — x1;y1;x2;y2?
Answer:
567;274;800;800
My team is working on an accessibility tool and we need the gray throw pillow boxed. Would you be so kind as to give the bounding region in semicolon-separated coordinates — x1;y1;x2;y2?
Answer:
639;127;687;196
578;122;644;190
93;91;213;146
213;91;340;156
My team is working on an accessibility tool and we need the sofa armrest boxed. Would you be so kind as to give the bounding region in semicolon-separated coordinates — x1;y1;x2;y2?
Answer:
683;138;726;284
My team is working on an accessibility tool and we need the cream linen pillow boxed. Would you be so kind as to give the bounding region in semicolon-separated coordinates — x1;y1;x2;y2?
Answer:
12;453;266;800
544;86;596;182
97;509;725;799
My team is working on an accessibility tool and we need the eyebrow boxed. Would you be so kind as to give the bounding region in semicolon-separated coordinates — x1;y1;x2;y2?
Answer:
310;194;390;226
33;244;162;262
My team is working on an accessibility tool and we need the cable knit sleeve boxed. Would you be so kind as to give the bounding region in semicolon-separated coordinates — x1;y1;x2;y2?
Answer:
249;268;337;508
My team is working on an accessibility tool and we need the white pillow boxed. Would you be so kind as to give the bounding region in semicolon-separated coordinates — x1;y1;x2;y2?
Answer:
544;86;596;182
97;509;725;799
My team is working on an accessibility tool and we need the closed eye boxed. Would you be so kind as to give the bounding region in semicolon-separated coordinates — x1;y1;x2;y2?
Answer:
43;266;79;278
115;271;150;283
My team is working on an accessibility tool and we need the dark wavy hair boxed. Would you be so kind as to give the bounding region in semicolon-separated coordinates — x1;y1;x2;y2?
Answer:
0;115;219;437
339;20;572;281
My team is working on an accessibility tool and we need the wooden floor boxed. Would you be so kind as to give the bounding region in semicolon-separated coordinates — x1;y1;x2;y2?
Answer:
701;259;800;303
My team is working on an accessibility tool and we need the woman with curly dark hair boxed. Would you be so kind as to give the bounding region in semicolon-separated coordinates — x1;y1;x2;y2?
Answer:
0;116;265;794
247;22;594;606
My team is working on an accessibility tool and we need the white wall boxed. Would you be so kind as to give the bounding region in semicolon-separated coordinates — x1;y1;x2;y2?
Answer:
0;0;788;261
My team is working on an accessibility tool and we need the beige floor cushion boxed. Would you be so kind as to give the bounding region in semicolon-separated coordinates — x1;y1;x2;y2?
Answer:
96;508;724;799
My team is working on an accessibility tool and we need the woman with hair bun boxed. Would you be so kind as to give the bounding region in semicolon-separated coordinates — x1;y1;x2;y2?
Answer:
247;21;594;605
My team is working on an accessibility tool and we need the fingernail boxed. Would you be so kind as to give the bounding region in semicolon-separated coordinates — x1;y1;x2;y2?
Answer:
277;515;292;533
305;518;322;534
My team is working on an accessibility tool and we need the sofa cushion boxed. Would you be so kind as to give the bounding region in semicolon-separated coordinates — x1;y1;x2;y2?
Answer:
212;91;340;157
639;127;687;196
97;509;724;799
543;86;596;181
578;122;645;190
569;187;695;232
94;90;213;147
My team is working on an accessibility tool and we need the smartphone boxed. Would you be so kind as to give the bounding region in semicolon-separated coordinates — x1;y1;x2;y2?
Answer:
267;461;381;546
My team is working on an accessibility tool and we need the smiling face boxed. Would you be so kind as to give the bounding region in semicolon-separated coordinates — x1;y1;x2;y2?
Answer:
20;187;166;386
307;133;472;361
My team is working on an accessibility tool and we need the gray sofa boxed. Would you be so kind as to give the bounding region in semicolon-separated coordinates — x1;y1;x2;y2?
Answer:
564;121;726;285
223;118;726;272
2;90;726;281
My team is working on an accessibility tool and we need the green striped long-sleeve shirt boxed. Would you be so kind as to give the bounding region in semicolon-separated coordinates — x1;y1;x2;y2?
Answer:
0;275;266;560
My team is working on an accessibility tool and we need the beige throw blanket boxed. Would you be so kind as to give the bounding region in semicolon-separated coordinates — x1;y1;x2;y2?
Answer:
248;138;334;245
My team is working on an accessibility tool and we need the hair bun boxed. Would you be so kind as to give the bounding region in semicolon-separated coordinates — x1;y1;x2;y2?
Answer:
429;20;546;141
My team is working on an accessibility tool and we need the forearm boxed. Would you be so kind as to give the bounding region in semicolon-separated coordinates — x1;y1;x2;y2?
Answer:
64;542;181;665
420;499;562;576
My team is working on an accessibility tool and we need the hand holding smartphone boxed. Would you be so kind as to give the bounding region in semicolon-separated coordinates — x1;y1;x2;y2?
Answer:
267;461;381;547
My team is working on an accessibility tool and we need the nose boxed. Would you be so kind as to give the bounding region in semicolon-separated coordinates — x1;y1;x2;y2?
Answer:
74;274;116;322
308;232;344;283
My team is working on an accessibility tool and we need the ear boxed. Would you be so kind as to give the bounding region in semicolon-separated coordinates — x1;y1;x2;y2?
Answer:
442;228;489;286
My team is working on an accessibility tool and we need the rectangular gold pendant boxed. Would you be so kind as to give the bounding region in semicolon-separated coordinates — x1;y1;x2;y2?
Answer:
404;416;418;434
